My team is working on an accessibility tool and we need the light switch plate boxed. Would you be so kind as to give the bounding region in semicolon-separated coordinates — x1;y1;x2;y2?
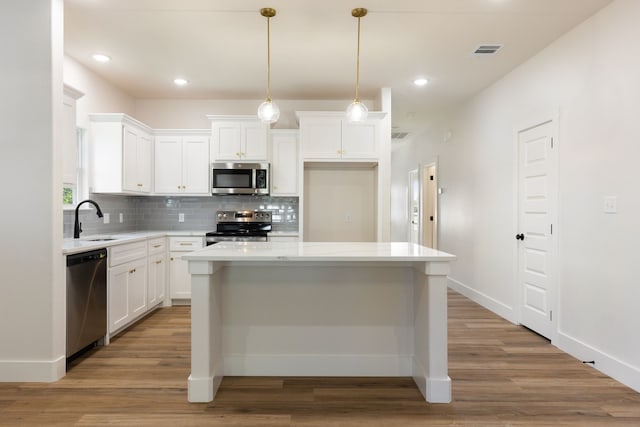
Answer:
119;213;124;223
103;213;110;224
178;213;185;222
604;196;617;214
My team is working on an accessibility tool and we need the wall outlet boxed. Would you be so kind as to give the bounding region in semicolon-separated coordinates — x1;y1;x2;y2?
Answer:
119;213;124;223
345;213;352;223
604;196;617;214
103;213;110;224
178;213;185;223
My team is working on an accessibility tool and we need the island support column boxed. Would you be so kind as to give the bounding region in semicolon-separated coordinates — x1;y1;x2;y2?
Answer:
188;261;224;402
413;261;451;403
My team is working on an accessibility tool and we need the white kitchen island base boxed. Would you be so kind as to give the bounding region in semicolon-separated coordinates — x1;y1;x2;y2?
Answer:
184;242;455;404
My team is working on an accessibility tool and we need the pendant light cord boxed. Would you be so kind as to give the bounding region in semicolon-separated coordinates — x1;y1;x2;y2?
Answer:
355;15;361;102
266;15;272;102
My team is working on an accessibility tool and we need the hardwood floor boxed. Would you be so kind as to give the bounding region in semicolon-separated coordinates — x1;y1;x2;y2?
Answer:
2;290;639;426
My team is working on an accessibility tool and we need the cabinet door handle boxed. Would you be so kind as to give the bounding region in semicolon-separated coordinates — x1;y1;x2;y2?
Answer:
155;260;162;264
129;268;136;274
179;242;192;246
153;244;162;248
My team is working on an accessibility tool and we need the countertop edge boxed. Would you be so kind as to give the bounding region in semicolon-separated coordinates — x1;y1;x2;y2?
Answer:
62;231;207;255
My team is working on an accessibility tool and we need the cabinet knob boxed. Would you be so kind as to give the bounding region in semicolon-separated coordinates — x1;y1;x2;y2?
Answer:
170;257;174;261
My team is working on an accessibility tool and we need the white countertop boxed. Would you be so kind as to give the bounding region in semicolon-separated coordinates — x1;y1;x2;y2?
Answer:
183;241;456;263
62;230;207;254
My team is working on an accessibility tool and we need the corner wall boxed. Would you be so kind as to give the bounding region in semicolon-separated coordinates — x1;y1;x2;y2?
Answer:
391;0;640;392
0;0;66;381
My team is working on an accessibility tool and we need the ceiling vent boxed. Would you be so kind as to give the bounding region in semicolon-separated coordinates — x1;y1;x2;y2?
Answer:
473;44;503;55
391;131;410;140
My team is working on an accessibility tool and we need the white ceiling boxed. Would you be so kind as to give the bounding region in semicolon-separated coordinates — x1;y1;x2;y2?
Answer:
64;0;613;134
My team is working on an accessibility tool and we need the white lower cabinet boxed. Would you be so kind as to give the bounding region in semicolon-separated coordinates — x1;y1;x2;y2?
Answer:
169;236;204;301
108;242;148;334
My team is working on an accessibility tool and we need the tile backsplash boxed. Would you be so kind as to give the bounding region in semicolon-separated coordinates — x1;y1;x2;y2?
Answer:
63;194;298;238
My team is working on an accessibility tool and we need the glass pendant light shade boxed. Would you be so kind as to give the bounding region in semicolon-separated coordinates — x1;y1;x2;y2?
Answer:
346;100;368;122
257;99;280;124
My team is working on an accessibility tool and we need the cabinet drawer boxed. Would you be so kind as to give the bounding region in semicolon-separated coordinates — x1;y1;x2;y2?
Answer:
109;241;147;267
148;237;166;254
169;236;204;251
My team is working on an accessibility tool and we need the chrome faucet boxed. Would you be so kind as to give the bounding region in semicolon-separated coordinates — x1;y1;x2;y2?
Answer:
74;199;104;239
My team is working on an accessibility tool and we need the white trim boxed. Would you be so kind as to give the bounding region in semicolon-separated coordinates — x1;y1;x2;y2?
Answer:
223;354;413;376
153;128;210;136
0;355;66;382
448;277;517;324
557;331;640;393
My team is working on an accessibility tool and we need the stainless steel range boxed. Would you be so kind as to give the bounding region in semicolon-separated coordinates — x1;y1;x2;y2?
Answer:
205;210;272;245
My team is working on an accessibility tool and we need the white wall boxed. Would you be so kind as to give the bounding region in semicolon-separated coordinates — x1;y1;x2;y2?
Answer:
63;56;136;129
391;0;640;392
304;167;377;242
0;0;66;381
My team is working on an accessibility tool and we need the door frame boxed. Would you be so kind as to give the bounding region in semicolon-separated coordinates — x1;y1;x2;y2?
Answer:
406;159;439;248
513;112;560;344
407;168;420;244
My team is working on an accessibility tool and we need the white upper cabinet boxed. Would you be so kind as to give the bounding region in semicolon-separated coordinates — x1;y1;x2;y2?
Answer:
154;132;210;195
297;111;385;161
270;130;299;196
90;114;152;194
208;115;269;162
62;85;83;185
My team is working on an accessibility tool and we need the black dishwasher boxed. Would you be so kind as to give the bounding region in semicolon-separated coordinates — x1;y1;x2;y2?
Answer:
66;248;107;359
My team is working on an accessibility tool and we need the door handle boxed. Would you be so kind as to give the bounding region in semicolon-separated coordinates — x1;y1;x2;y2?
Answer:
516;233;525;241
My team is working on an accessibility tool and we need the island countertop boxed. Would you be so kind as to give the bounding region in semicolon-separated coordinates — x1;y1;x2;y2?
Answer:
183;241;456;263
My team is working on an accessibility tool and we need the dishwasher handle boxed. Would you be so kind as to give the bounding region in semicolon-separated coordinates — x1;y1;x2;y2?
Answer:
67;248;107;267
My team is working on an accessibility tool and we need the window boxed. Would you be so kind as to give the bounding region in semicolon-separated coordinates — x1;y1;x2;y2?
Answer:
63;127;88;209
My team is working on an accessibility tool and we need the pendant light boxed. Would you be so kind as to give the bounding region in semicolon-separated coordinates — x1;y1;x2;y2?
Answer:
346;7;368;123
257;8;280;124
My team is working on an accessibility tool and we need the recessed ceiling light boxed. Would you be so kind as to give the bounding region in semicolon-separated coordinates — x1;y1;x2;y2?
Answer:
92;54;111;63
173;78;188;86
413;78;429;87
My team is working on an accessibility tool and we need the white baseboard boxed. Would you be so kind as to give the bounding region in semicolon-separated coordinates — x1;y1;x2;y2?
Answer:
557;331;640;393
224;354;413;376
0;355;66;382
447;277;516;323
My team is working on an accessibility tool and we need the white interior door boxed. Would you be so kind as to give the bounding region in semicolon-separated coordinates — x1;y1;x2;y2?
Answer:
422;164;437;249
517;120;556;339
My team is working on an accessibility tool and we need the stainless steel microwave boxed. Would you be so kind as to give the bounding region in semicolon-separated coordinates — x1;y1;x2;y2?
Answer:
211;162;270;195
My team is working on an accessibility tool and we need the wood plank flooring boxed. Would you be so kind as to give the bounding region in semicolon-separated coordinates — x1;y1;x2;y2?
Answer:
1;290;639;426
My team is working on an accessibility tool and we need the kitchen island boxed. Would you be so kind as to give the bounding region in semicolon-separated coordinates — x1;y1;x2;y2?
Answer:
184;241;456;404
